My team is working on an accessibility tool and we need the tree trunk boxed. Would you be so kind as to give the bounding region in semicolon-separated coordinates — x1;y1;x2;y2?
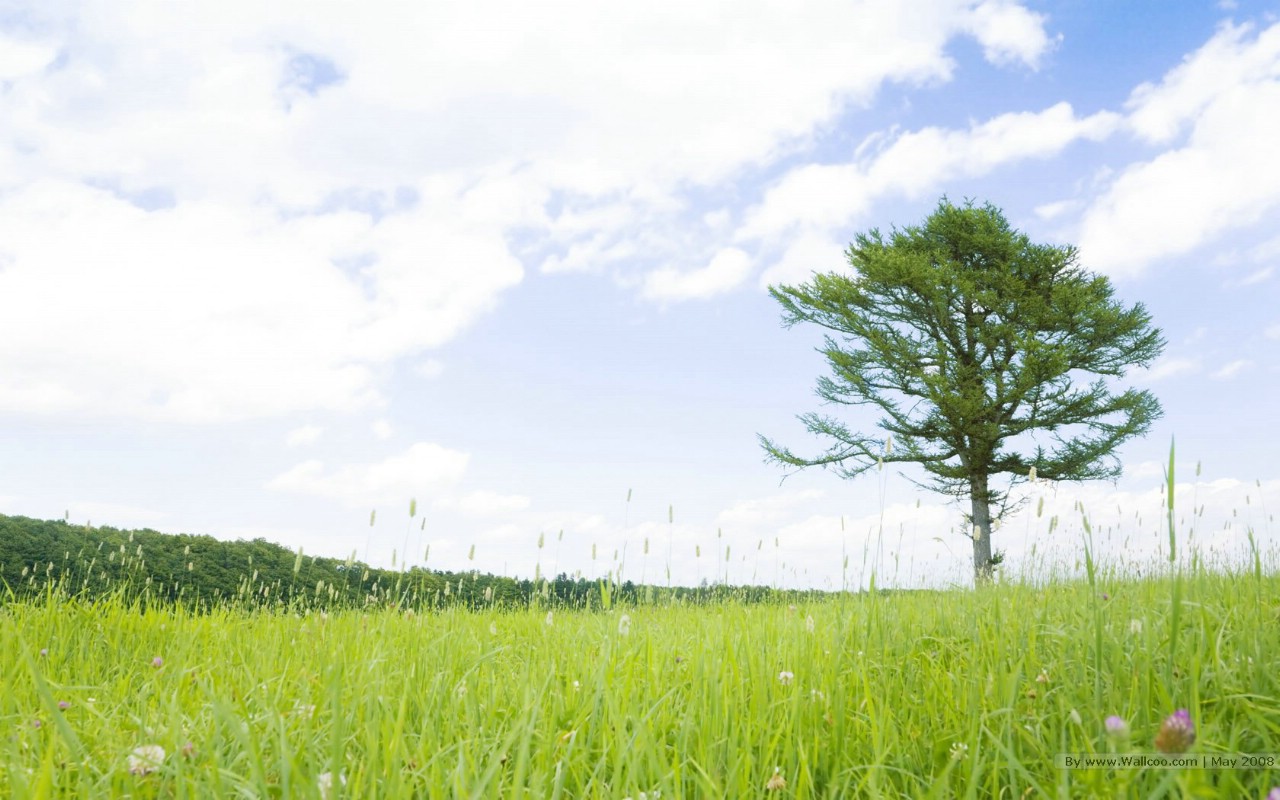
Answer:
969;473;994;585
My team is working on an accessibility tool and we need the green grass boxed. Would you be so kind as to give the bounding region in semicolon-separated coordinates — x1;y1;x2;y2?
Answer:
3;567;1278;798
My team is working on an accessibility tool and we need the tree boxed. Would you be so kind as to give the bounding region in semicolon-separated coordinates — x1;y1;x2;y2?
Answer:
760;199;1164;584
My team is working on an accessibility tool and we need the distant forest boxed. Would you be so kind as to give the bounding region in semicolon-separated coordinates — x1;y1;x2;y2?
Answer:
0;514;824;610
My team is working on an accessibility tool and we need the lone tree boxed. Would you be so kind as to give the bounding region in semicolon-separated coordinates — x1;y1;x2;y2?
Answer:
760;199;1164;584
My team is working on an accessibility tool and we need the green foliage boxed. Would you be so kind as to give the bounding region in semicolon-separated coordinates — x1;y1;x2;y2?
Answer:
762;198;1165;582
2;569;1276;797
0;514;816;612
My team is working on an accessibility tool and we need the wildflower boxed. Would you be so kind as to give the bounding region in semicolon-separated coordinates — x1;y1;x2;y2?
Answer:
778;670;794;686
181;741;196;758
128;744;166;776
766;767;787;790
1129;619;1143;635
572;680;581;692
32;718;41;729
455;681;467;699
1267;788;1280;800
545;611;554;627
1154;709;1196;754
949;742;969;761
39;648;48;658
317;771;345;800
57;701;70;711
1100;592;1110;601
805;615;815;633
151;656;164;669
618;613;632;637
1104;716;1129;738
1035;669;1050;684
489;622;498;635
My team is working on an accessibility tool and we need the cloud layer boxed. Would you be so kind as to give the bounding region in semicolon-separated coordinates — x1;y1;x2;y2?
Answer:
0;0;1054;421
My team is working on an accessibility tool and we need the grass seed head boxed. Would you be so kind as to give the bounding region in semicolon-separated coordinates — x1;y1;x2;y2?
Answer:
766;767;786;790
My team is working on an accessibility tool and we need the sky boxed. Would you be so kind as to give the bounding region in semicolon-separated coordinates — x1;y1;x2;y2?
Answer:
2;0;1279;590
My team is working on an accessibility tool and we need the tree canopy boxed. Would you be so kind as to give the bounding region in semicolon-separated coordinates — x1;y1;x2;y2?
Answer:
761;198;1164;583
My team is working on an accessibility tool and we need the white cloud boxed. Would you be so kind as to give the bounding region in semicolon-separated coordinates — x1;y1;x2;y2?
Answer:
267;442;470;507
372;419;393;440
0;0;1055;421
0;180;522;422
1125;22;1280;145
436;490;533;517
0;33;56;80
286;425;325;446
757;231;850;289
737;163;868;244
1079;22;1280;276
641;248;753;303
415;359;445;379
1124;460;1165;480
1211;359;1252;379
740;102;1118;244
1234;267;1273;286
1139;356;1200;382
1034;199;1080;221
962;0;1055;69
865;102;1118;194
716;489;826;529
0;0;1053;203
1267;323;1280;340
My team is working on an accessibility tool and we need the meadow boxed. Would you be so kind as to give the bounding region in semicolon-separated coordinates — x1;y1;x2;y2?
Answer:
3;562;1278;798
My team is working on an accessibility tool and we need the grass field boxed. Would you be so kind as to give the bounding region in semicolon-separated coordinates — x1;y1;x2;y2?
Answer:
3;562;1278;798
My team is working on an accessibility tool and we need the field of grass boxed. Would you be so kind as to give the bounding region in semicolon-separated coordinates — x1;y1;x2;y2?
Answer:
3;562;1278;798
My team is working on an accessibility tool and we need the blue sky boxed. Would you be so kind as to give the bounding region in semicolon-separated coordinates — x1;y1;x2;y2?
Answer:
1;0;1278;589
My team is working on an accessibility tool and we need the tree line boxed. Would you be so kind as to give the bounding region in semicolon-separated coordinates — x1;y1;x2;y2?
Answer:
0;513;821;611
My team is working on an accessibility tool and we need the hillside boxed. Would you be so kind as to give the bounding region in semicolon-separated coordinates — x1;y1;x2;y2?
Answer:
0;513;802;610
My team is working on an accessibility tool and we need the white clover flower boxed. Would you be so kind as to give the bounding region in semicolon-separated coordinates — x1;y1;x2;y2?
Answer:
949;742;968;761
317;771;345;800
778;670;794;686
618;613;632;637
128;744;166;776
